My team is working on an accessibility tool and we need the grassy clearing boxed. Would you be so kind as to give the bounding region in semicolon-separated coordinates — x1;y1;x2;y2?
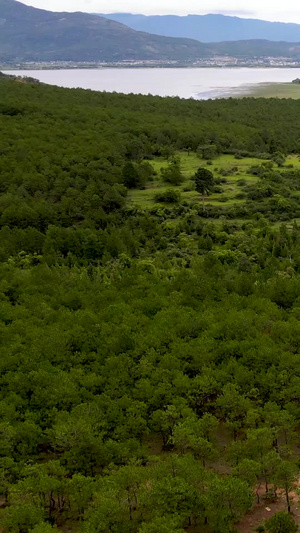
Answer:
286;155;300;168
238;82;300;99
127;152;265;209
127;152;300;213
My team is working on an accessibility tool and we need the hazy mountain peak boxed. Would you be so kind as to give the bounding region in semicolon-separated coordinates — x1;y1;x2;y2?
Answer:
100;12;300;43
2;1;300;64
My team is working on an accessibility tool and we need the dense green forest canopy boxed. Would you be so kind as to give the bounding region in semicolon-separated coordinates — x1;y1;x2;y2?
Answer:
2;75;300;532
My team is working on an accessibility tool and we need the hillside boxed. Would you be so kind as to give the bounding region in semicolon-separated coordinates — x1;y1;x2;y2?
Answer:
101;12;300;43
213;39;300;58
2;0;300;64
0;0;208;61
1;75;300;533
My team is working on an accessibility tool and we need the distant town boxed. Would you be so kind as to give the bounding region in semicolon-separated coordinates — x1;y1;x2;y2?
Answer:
2;56;300;70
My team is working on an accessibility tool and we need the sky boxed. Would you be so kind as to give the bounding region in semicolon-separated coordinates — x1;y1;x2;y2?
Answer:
20;0;300;24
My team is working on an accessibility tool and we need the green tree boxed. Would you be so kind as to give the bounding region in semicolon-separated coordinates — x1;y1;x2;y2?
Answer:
30;524;58;533
0;503;45;533
138;514;184;533
122;162;140;189
216;384;251;441
197;144;219;160
273;460;298;513
206;476;253;533
271;152;286;167
233;459;262;503
265;511;298;533
147;475;200;526
82;490;122;533
68;473;95;521
194;167;214;211
161;157;184;186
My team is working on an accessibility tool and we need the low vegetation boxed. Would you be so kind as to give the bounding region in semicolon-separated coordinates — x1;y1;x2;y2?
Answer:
239;82;300;99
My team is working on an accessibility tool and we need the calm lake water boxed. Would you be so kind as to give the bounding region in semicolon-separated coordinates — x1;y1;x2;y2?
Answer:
5;67;300;99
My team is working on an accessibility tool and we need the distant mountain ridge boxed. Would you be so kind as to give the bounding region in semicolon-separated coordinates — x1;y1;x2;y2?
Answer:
100;13;300;43
2;0;300;63
0;0;209;62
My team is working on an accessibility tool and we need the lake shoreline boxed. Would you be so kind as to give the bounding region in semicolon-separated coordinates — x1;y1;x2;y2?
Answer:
232;81;300;99
3;68;300;100
3;65;300;70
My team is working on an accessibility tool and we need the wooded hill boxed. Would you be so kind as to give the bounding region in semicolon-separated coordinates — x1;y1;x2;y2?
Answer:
1;74;300;532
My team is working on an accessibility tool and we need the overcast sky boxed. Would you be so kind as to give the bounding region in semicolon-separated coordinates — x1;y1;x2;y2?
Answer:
20;0;300;24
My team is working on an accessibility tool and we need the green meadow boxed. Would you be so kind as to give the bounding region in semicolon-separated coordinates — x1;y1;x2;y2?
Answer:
128;152;300;210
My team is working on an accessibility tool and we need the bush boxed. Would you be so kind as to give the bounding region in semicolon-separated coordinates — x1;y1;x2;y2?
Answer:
182;184;195;192
154;189;181;203
265;511;298;533
219;196;229;202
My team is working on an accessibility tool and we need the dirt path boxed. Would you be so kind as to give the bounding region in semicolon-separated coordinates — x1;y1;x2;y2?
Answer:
236;485;300;532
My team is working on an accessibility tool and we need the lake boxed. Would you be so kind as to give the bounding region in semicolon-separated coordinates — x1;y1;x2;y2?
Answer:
5;67;300;99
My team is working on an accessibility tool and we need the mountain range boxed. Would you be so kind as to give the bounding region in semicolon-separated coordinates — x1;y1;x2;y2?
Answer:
0;0;208;62
100;13;300;44
2;0;300;63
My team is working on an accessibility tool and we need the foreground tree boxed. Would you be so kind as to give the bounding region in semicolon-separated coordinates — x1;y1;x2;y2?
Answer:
206;476;253;532
194;167;214;211
273;460;298;513
265;511;298;533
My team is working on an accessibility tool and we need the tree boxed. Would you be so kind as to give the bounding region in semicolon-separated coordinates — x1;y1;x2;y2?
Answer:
259;450;281;495
8;461;68;522
82;490;122;533
216;384;251;441
206;476;253;533
30;524;58;533
263;402;296;448
233;459;262;503
122;162;140;189
171;414;217;465
151;405;182;448
197;144;218;160
194;168;214;211
265;511;298;533
138;515;184;533
0;503;45;533
161;157;184;186
271;152;286;167
147;475;200;525
68;473;95;521
273;460;298;513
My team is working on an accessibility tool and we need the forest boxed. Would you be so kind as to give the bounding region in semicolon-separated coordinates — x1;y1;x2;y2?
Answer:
2;74;300;532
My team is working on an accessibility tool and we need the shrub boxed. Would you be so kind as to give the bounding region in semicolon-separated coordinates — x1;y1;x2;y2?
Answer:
154;189;181;203
265;511;298;533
